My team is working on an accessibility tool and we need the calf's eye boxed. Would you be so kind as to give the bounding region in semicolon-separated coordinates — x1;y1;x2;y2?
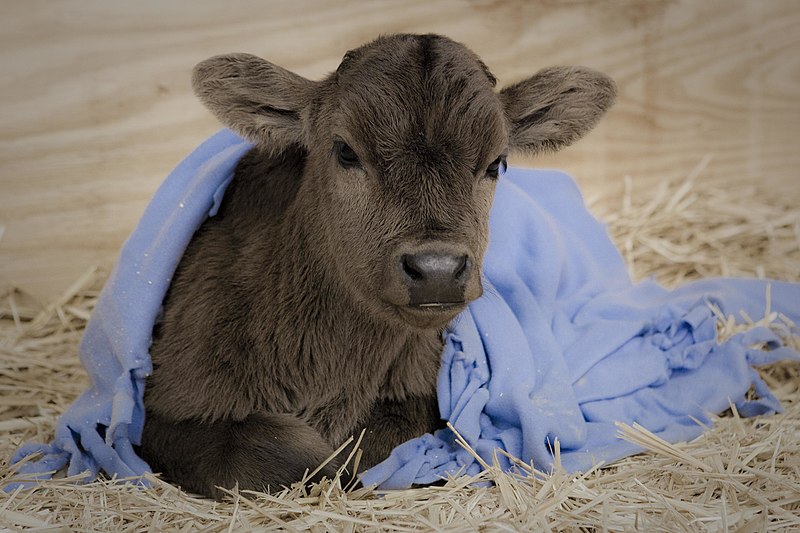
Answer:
335;141;361;169
485;155;507;180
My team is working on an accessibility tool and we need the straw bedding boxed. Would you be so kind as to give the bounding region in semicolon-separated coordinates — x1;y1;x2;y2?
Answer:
1;166;798;531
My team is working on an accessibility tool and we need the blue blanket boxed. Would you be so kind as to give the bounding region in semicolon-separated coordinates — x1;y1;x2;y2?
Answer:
10;129;800;491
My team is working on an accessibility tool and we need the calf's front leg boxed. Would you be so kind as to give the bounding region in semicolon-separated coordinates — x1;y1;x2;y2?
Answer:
140;410;339;499
353;393;444;471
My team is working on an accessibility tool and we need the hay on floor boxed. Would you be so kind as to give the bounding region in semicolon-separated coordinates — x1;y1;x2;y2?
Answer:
1;169;798;531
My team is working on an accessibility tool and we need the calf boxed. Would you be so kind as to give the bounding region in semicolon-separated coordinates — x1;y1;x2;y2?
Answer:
139;33;615;498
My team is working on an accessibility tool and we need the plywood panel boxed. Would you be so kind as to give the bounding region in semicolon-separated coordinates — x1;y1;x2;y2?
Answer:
2;0;798;300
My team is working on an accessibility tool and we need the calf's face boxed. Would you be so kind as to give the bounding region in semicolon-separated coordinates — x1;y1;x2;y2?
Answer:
308;36;506;329
192;34;616;329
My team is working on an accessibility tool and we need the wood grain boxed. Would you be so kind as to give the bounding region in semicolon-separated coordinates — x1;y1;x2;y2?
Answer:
2;0;798;300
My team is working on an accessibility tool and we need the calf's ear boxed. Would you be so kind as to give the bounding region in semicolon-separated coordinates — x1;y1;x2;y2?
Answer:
499;66;616;154
192;53;317;149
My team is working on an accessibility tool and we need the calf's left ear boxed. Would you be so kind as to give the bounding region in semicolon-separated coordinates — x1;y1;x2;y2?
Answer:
499;66;616;154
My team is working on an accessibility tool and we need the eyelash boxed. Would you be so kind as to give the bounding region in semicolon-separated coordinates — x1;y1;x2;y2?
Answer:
334;141;361;168
485;155;507;180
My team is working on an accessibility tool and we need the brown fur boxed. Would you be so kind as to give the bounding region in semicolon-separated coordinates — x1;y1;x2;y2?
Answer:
139;33;615;499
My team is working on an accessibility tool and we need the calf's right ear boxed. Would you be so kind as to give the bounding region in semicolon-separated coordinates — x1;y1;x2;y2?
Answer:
192;53;317;150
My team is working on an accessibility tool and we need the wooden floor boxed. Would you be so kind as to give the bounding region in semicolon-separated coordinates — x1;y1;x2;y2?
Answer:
2;0;799;300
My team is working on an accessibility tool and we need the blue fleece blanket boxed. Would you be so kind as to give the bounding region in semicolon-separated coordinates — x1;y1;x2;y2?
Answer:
10;129;800;491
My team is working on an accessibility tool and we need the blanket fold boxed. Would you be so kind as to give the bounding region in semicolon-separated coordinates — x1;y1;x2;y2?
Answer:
9;129;799;492
361;176;800;489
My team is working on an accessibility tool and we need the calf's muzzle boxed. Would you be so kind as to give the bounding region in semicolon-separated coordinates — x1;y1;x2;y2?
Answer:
399;247;472;306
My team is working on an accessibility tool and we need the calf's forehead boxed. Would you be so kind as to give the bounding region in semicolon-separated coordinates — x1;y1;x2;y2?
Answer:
327;36;508;174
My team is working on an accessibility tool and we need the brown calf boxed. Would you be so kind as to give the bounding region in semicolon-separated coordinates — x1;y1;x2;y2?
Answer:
139;33;615;498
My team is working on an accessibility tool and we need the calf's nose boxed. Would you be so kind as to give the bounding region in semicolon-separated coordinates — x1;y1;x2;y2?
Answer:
400;251;472;306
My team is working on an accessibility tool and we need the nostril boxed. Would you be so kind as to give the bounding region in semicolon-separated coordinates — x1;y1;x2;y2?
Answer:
401;255;424;281
401;252;470;284
454;255;469;281
398;250;472;306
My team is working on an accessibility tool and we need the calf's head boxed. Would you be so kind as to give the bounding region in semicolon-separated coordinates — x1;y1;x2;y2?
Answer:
192;34;615;329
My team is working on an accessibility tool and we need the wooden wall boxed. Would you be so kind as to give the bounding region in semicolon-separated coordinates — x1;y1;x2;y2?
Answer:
2;0;799;300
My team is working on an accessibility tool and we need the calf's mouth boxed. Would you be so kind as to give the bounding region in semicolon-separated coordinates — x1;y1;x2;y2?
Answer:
392;300;468;329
